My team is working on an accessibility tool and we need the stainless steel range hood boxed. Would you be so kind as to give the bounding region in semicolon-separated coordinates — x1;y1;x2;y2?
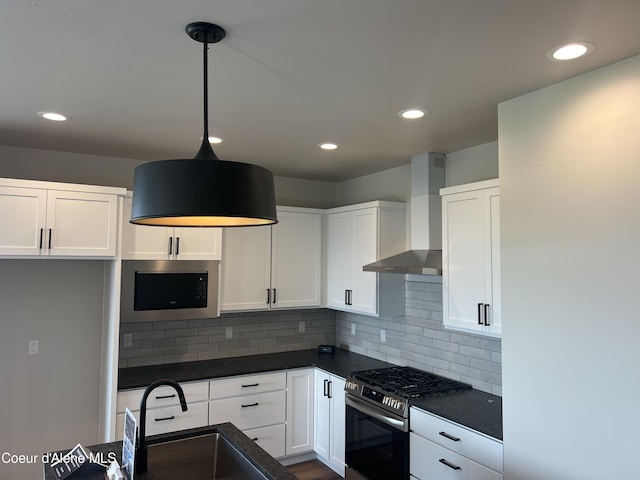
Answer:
363;152;445;275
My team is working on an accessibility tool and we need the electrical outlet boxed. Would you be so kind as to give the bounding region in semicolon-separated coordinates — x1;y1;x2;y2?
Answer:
28;340;39;355
225;326;233;339
299;321;305;333
380;329;386;342
123;333;133;347
351;323;356;335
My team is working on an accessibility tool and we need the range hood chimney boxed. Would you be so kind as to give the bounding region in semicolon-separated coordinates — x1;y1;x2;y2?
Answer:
363;152;445;275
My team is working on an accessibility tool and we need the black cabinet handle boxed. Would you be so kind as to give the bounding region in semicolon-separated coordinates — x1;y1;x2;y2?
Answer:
484;304;490;326
39;228;44;249
477;303;483;325
48;228;52;249
347;290;353;305
328;380;333;399
241;402;259;408
439;431;461;442
241;383;259;388
272;288;276;304
154;416;175;422
266;289;271;304
323;378;329;397
439;458;461;470
344;290;349;305
175;237;180;255
155;394;176;400
168;236;173;255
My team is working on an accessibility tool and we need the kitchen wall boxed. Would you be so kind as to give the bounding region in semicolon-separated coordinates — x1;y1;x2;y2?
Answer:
0;260;106;480
118;309;336;367
499;54;640;479
335;277;502;395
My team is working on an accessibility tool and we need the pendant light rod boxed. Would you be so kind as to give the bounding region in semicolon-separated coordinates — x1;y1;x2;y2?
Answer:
186;22;226;160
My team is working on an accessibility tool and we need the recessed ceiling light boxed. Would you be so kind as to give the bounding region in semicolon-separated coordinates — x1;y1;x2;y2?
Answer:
399;108;426;119
319;143;339;150
547;42;595;61
37;111;68;121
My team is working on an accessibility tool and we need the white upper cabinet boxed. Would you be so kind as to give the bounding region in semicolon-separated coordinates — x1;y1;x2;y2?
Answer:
0;179;122;257
121;195;221;260
221;206;322;311
326;201;406;316
441;179;501;336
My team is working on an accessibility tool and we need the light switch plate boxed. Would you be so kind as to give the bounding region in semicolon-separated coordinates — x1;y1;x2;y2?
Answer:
28;340;39;355
380;329;386;342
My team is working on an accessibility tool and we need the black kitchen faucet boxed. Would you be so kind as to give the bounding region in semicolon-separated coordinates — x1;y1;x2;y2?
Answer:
135;379;188;474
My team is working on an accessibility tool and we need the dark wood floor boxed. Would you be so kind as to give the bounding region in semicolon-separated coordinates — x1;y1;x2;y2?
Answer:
287;460;343;480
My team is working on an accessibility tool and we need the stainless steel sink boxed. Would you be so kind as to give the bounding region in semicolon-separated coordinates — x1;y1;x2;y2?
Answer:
144;432;269;480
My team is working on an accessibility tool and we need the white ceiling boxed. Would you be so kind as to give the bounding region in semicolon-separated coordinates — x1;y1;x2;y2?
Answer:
1;1;639;182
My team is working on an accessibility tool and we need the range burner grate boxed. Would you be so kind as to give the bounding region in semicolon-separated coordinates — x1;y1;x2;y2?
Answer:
352;366;471;398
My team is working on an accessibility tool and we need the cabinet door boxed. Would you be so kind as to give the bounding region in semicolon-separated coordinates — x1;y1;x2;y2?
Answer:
442;185;501;336
271;211;321;308
286;369;315;456
350;208;378;315
220;226;272;311
313;370;331;459
173;227;222;260
0;186;46;255
121;196;172;259
329;375;346;475
47;190;118;257
326;212;352;310
442;189;489;332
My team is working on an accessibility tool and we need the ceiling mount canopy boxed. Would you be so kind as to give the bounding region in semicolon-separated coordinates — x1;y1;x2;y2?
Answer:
130;22;278;227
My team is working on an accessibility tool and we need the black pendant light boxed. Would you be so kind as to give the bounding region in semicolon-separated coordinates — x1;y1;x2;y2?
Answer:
130;22;277;227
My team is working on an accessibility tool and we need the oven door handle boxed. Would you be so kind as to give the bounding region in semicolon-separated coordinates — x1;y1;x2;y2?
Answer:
346;395;408;432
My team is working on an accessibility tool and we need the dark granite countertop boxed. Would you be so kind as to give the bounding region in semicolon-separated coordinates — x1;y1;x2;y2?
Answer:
118;348;502;441
411;389;503;440
118;348;393;390
43;423;296;480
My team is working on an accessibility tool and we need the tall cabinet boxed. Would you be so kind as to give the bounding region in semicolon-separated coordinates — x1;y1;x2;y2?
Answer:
221;206;322;311
325;201;406;316
441;179;501;336
314;369;346;476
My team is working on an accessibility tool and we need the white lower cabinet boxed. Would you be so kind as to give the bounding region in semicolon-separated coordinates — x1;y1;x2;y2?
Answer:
410;407;503;480
314;369;346;476
286;368;315;456
209;371;287;459
115;381;209;440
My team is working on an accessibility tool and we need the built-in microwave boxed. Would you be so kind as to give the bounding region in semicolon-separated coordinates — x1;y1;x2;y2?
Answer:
120;259;220;323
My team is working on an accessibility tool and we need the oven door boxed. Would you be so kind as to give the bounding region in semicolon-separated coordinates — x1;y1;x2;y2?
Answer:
345;395;409;480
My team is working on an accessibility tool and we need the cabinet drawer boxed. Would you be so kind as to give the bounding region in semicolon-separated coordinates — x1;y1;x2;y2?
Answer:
209;390;286;430
209;371;286;399
410;407;503;473
115;401;209;440
410;433;502;480
117;381;209;413
244;424;286;459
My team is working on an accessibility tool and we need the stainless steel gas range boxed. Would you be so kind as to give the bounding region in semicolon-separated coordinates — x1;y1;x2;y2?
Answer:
344;366;471;480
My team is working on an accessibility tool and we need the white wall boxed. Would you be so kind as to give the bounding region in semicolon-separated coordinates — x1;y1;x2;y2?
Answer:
335;164;410;205
0;260;106;480
499;55;640;479
445;141;498;187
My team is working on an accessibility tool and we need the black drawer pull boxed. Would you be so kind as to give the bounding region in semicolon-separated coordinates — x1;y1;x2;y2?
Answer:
242;383;259;388
175;237;180;255
154;416;175;422
155;394;176;400
48;228;52;249
39;228;44;249
241;402;259;408
439;458;461;470
168;236;173;255
439;431;461;442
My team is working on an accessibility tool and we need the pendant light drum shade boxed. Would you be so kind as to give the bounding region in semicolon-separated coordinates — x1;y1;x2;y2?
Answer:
131;158;277;226
130;21;278;227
